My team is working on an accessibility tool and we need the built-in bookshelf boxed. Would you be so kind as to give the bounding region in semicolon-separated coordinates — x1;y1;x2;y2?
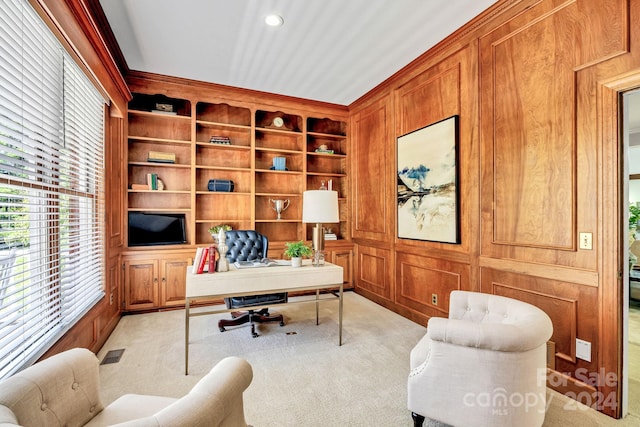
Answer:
126;91;349;249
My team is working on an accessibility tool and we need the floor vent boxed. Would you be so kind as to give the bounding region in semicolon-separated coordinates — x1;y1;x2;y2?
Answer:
101;349;125;365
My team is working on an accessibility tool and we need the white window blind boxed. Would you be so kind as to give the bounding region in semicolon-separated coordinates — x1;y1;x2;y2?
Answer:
0;0;106;378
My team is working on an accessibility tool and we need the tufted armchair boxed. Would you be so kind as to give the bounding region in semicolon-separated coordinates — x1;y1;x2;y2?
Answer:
408;290;553;427
0;348;253;427
218;230;287;338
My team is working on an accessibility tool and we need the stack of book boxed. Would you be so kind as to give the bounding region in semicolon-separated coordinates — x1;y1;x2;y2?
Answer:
152;103;176;115
315;148;334;154
209;136;231;145
192;245;218;274
146;173;159;190
324;232;337;240
147;151;176;163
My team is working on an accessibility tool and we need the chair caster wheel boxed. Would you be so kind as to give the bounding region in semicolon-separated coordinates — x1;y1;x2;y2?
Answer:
219;327;226;332
279;321;285;327
252;333;259;338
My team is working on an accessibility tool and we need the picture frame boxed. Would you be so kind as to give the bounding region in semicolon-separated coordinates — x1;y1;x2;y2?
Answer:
397;115;460;243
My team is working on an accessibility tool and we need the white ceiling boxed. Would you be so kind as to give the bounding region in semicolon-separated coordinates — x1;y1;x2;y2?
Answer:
99;0;498;105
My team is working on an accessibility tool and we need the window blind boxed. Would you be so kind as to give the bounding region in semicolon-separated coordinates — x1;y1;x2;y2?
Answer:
0;0;106;378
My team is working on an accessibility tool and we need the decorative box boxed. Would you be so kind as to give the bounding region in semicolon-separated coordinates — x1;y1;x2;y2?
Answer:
208;179;234;192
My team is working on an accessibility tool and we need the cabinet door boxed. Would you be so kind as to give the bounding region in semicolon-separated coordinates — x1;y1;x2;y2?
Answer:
331;250;352;287
124;259;159;310
160;257;192;307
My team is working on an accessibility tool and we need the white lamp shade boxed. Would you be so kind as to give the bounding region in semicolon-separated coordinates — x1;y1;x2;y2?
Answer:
302;190;339;223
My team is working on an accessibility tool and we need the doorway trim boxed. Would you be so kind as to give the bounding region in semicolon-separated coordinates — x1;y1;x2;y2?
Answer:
600;71;640;419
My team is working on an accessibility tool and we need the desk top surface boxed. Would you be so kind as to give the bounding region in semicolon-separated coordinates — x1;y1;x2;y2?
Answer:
186;260;343;299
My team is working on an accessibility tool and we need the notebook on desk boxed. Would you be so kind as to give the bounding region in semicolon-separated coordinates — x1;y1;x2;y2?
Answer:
233;258;290;269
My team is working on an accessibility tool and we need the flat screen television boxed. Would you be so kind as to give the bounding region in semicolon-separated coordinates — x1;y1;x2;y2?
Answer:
128;212;187;246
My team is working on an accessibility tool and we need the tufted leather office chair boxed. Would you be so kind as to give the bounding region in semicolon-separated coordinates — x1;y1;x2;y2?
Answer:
218;230;287;337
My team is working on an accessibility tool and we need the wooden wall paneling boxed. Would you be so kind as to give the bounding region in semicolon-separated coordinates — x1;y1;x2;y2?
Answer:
479;0;625;269
351;95;394;243
355;244;393;302
393;45;479;264
480;3;578;256
480;268;600;393
107;112;124;249
395;252;470;323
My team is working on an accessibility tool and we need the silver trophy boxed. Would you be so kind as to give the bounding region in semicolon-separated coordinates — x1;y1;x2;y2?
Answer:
269;199;290;220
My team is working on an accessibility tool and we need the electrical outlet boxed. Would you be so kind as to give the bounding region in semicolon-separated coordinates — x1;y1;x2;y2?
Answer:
109;292;114;305
576;338;592;362
579;232;593;250
431;293;438;305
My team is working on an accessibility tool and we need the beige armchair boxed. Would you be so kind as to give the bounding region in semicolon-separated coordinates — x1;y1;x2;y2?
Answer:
408;290;553;427
0;348;253;427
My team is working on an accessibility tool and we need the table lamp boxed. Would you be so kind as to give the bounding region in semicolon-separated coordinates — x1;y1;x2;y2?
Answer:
302;190;339;266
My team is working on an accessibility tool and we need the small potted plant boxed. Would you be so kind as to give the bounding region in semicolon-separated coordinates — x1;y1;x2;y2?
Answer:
283;240;313;267
208;224;232;242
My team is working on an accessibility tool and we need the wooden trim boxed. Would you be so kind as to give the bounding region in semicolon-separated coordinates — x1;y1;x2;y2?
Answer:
127;71;349;112
33;0;131;103
479;256;599;287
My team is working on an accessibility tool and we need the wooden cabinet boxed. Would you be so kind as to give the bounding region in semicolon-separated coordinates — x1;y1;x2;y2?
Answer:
127;94;193;248
123;75;352;309
305;117;349;241
330;248;353;288
123;258;158;310
254;110;305;241
195;102;253;243
125;82;349;248
123;252;193;311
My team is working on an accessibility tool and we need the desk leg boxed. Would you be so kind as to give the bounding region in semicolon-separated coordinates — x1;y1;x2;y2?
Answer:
316;288;320;325
339;282;343;346
185;298;190;375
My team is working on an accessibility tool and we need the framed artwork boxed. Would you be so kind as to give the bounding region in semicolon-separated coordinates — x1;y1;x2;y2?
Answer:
397;115;459;243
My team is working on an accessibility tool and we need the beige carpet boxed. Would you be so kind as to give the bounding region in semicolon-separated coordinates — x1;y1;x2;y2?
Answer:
97;292;640;426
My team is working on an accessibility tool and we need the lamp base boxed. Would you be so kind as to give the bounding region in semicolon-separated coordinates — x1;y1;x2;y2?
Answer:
312;249;325;267
312;224;325;267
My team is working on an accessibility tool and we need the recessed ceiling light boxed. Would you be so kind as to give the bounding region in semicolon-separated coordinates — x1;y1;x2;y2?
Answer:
265;14;284;27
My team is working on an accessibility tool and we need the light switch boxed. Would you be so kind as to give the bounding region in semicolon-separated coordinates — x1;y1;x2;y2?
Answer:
579;232;593;250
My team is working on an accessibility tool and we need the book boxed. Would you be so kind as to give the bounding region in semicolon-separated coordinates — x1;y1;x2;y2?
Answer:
209;136;231;144
148;151;176;163
233;258;286;269
315;148;334;154
131;183;149;190
146;173;158;190
147;158;176;164
208;244;217;273
192;247;204;274
196;247;210;274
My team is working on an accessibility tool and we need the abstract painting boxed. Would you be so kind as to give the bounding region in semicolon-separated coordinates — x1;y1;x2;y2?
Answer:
397;115;459;243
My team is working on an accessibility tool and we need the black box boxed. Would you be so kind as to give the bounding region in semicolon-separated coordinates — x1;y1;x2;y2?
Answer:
208;179;234;192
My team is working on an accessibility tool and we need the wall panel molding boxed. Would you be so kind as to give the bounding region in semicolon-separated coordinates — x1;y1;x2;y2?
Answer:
396;253;469;319
479;256;598;287
491;282;578;362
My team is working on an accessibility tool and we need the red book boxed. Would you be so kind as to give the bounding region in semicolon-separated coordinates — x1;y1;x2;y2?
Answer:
197;247;209;274
208;244;217;273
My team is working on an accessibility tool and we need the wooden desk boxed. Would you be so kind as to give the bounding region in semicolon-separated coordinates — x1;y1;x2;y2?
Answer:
185;260;344;374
